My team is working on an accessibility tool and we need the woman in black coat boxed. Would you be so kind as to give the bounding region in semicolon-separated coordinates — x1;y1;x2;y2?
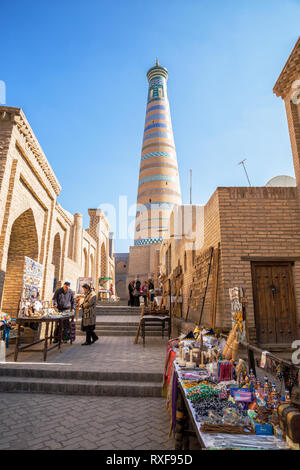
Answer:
134;279;141;307
128;281;135;306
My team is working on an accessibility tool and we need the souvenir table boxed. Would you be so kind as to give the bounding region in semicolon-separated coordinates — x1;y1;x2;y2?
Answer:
14;313;74;362
141;310;171;346
174;362;288;450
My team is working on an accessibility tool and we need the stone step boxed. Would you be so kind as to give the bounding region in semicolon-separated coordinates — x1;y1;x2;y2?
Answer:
95;307;141;316
76;322;139;328
96;306;140;311
75;330;169;337
0;376;163;397
0;366;162;383
76;321;139;330
76;324;167;331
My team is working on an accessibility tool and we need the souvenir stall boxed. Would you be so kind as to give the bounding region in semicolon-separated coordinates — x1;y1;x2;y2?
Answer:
98;277;113;301
134;302;171;346
164;322;300;450
13;257;74;362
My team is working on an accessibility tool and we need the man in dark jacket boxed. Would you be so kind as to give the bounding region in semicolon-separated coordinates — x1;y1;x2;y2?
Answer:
134;279;141;307
53;281;75;342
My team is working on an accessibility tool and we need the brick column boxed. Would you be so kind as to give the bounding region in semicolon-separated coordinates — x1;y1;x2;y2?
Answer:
73;212;83;265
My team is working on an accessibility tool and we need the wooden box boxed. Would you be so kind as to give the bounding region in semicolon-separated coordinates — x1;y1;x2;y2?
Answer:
291;386;300;408
278;404;298;432
278;404;300;443
286;410;300;444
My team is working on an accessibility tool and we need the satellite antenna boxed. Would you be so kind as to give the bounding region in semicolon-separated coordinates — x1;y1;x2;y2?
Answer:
238;159;251;187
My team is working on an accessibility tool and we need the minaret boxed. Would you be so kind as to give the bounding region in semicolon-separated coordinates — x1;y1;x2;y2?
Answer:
134;60;181;246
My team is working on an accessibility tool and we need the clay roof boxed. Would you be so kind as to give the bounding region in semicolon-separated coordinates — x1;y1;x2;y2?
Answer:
273;37;300;98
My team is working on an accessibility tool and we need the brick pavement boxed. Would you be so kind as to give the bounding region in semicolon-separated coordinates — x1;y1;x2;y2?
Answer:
5;336;169;373
0;320;188;450
0;393;174;450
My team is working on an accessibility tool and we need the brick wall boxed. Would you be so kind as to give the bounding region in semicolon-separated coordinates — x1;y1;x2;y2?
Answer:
0;106;114;310
160;187;300;343
218;186;300;341
1;209;39;314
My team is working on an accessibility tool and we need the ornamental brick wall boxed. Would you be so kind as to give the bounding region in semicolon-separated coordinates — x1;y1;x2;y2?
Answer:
163;196;223;327
1;209;39;314
0;106;114;316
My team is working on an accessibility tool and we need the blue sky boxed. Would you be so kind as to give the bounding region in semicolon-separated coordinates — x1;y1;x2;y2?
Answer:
1;0;300;252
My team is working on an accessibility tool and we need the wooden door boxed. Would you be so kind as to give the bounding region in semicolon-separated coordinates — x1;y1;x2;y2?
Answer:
251;262;297;346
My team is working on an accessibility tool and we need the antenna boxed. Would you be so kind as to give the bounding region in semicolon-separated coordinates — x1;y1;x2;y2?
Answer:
190;169;192;205
238;159;251;187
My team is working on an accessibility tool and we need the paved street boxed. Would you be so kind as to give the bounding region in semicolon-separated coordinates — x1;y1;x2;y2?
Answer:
0;323;177;450
4;335;169;373
0;393;174;450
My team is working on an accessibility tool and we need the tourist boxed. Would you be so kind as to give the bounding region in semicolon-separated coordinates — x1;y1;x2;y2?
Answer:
52;281;75;343
148;278;155;302
141;281;149;307
81;283;98;346
134;279;141;306
128;280;135;306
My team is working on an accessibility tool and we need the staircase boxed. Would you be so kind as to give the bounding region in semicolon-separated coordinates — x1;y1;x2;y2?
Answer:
75;305;170;337
0;304;168;397
96;305;141;316
0;366;163;397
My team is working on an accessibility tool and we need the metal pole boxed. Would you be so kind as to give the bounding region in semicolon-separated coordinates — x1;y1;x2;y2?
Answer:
190;169;192;205
238;159;251;187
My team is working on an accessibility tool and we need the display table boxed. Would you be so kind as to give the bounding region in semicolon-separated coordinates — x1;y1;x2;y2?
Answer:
141;314;171;346
173;362;288;450
14;314;74;362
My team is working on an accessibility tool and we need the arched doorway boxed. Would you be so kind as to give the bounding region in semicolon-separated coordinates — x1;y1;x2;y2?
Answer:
52;233;61;292
83;248;88;277
2;209;39;315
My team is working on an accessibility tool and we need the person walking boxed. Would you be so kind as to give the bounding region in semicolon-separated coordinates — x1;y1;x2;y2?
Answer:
81;283;98;346
141;281;149;307
52;281;75;343
128;280;135;306
134;279;141;307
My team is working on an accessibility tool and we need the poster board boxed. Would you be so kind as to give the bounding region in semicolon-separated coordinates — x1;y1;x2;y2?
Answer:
77;277;94;294
22;256;43;301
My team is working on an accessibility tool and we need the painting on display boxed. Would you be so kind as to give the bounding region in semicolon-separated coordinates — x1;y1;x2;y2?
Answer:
77;277;94;294
22;256;44;301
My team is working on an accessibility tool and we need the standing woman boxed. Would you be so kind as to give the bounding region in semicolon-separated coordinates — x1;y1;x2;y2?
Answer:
81;283;99;346
134;279;141;307
128;280;135;307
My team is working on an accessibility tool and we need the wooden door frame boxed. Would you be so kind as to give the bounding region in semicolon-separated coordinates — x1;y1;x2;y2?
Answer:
251;260;297;347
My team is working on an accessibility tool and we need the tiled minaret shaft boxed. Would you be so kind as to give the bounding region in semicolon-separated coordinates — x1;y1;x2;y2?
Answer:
134;62;181;246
